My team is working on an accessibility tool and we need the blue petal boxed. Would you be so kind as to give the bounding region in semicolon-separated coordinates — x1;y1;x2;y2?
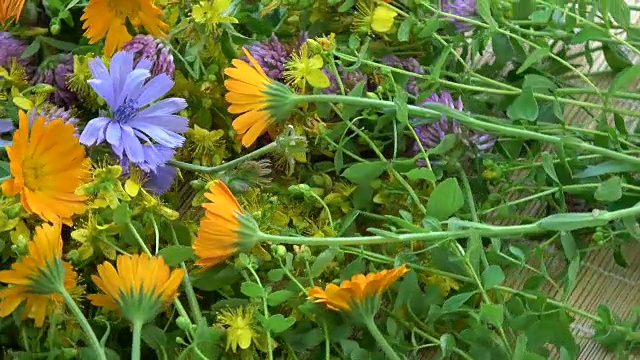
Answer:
136;59;153;71
0;119;14;133
121;126;145;164
88;56;110;80
110;51;135;108
79;117;111;146
129;114;189;133
145;165;178;195
132;74;173;108
105;121;122;148
135;98;188;117
117;68;151;108
130;122;185;148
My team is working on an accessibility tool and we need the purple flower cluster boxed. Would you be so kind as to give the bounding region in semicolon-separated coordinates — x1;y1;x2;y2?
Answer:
441;0;477;32
122;35;175;77
28;104;79;128
323;66;368;94
244;33;308;81
412;91;495;157
0;32;35;75
381;55;424;96
32;53;77;108
79;51;189;194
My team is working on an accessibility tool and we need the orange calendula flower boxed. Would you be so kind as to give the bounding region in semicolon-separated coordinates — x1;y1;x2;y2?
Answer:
88;253;184;324
0;223;79;327
193;180;245;269
0;0;25;26
224;48;276;148
2;111;90;225
81;0;168;56
308;265;410;312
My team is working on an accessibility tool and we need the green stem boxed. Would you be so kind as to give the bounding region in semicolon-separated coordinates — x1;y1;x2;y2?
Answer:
60;288;107;360
170;225;203;324
293;94;640;166
168;142;278;174
131;321;143;360
248;266;274;360
362;316;401;360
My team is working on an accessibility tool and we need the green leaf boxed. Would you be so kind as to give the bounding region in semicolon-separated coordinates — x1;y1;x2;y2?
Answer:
613;243;629;267
426;178;465;221
341;161;387;184
609;65;640;94
267;290;294;306
191;265;241;291
507;89;538;121
560;231;577;261
141;324;167;350
157;245;195;266
538;213;609;231
427;133;457;155
594;176;622;202
540;152;559;184
513;335;528;360
113;203;131;225
440;333;455;356
480;303;505;327
563;257;580;300
338;0;355;12
267;269;285;282
404;168;436;182
608;0;630;28
38;36;78;51
418;13;440;38
394;89;409;125
442;291;476;310
603;43;633;72
397;17;413;41
476;0;497;28
575;160;640;178
517;47;550;74
267;314;295;333
310;247;339;277
482;265;505;289
21;39;41;59
571;27;610;43
240;282;264;298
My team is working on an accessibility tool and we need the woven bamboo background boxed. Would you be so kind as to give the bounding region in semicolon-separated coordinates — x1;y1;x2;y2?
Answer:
473;6;640;360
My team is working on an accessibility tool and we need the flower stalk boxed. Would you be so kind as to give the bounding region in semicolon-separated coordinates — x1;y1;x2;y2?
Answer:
60;288;107;360
362;316;401;360
292;94;640;166
131;321;143;360
168;141;278;174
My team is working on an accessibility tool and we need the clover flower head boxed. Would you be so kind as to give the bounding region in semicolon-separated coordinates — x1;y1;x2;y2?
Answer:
441;0;477;32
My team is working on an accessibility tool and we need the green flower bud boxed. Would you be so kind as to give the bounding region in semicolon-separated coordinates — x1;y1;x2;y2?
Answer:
176;316;191;331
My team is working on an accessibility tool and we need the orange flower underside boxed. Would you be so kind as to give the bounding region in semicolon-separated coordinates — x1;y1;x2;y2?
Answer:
193;181;243;269
224;48;274;148
81;0;168;56
0;0;25;26
88;253;184;311
0;223;78;327
2;111;90;224
308;265;410;311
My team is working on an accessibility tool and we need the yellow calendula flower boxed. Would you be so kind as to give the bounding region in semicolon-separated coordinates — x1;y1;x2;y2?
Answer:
88;254;184;325
0;223;79;327
191;0;238;32
2;111;91;224
284;44;330;90
0;0;25;26
81;0;168;56
308;265;409;312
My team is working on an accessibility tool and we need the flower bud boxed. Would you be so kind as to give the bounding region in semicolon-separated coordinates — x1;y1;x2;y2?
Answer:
176;316;191;331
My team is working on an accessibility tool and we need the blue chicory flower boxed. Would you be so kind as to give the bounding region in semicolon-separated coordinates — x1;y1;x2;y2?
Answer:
79;51;189;173
0;119;14;147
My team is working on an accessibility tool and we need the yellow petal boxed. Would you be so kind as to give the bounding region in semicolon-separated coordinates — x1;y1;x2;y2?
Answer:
306;68;331;88
309;54;324;69
124;179;140;197
372;6;398;33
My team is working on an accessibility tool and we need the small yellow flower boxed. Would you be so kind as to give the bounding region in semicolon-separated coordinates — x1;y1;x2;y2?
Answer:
217;306;261;353
284;45;330;90
76;164;130;209
422;274;462;297
88;254;184;324
371;5;398;32
192;0;238;32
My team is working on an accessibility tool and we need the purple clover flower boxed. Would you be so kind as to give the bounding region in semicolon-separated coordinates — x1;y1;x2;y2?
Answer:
244;33;308;82
441;0;477;33
381;55;424;96
412;91;495;157
122;35;175;77
32;53;77;108
0;119;14;147
79;51;189;173
0;32;35;76
323;66;368;94
28;104;79;129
